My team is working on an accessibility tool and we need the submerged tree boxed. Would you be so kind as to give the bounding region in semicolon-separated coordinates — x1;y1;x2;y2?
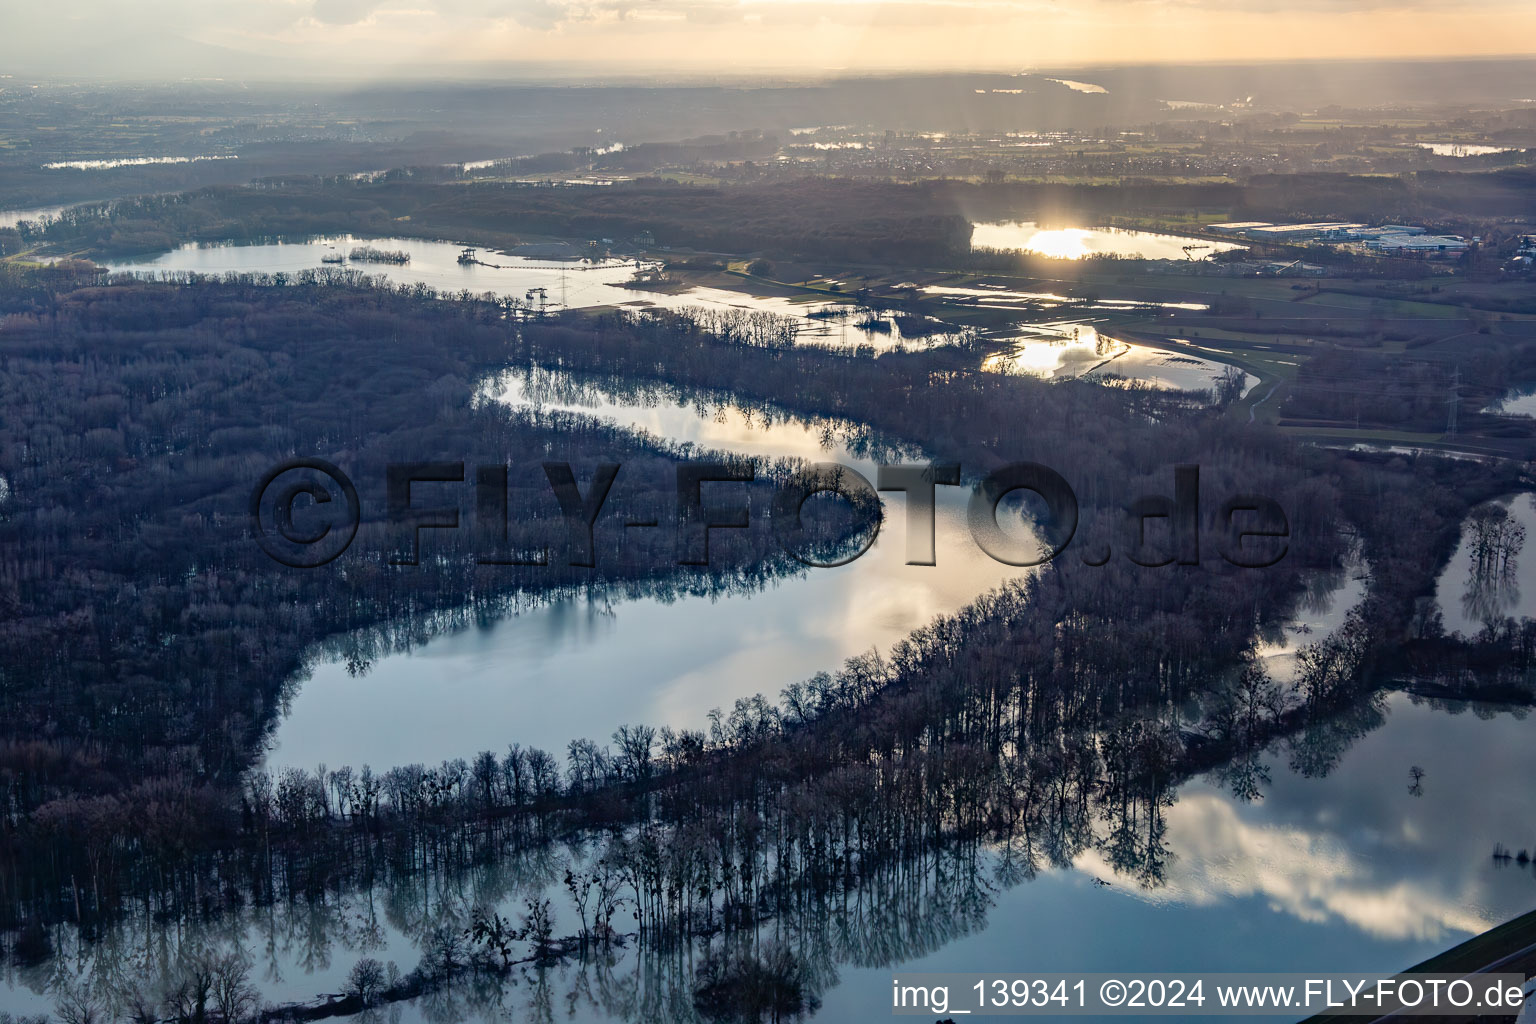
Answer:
693;943;819;1024
1462;503;1526;628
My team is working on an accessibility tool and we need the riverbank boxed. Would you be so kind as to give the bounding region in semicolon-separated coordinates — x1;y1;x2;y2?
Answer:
1302;906;1536;1024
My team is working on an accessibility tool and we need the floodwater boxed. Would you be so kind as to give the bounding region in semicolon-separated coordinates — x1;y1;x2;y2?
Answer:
1416;143;1519;157
103;237;1245;381
1253;554;1368;683
923;283;1210;312
1046;78;1108;94
41;154;237;170
981;322;1252;394
971;221;1247;261
815;693;1536;1020
982;321;1127;379
1432;492;1536;636
1495;386;1536;417
0;204;71;229
6;349;1524;1023
10;692;1532;1024
103;235;942;352
265;365;1030;774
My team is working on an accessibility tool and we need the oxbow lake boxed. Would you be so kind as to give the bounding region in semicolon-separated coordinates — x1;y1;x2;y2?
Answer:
106;235;1249;397
3;240;1531;1024
266;365;1031;773
4;360;1527;1023
103;235;942;353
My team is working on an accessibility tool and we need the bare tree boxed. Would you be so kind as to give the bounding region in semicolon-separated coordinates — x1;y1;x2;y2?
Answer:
346;957;387;1007
113;982;162;1024
210;951;260;1023
164;951;217;1024
53;982;106;1024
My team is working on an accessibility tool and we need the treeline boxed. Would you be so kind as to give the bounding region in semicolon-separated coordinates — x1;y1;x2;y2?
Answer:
0;269;852;833
933;179;1244;225
3;178;977;265
346;245;408;264
394;178;975;263
0;265;1515;964
1237;168;1536;225
14;170;1536;272
1280;338;1536;438
927;171;1536;242
456;133;781;178
11;567;1416;1024
2;188;400;258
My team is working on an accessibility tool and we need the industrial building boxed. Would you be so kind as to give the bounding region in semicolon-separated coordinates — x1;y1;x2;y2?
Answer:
1207;221;1272;234
1350;224;1427;238
1203;220;1466;258
1247;222;1365;240
1365;234;1468;254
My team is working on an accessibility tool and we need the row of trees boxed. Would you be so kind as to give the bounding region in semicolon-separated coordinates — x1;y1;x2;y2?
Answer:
1;177;977;265
22;574;1413;1023
0;267;1519;1008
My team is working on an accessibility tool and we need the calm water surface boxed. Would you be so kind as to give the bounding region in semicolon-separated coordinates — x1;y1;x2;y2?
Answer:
266;365;1029;773
1416;143;1519;157
9;211;1530;1024
1496;386;1536;418
106;236;1252;390
971;222;1246;261
104;236;937;352
0;204;72;229
814;694;1536;1017
7;364;1526;1022
10;694;1532;1022
981;322;1252;394
1432;492;1536;635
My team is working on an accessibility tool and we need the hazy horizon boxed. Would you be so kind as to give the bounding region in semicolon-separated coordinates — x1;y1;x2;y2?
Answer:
7;0;1536;81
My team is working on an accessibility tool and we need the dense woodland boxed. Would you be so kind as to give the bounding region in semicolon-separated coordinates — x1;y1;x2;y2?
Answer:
10;169;1536;266
1;610;1417;1024
1;180;976;265
0;261;1530;1021
1;58;1534;1020
1;267;862;830
1281;341;1536;434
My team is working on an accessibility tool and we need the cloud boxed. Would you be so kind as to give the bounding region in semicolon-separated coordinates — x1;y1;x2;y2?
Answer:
1076;792;1495;944
3;0;1533;75
311;0;386;24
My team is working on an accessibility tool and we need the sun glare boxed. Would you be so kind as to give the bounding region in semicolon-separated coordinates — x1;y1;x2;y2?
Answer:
1022;227;1096;260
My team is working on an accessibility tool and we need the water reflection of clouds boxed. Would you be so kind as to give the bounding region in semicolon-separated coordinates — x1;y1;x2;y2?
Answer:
1076;695;1536;948
1121;794;1493;942
272;368;1026;771
982;322;1124;379
981;323;1242;394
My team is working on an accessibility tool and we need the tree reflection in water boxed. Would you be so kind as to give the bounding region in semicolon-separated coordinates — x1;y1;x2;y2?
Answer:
1462;503;1526;628
7;669;1411;1024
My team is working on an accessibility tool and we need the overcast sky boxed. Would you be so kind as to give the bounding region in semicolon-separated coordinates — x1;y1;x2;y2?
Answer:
6;0;1535;77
